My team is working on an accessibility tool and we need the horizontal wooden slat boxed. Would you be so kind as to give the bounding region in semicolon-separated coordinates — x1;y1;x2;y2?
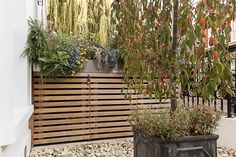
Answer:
34;116;129;126
34;99;170;107
33;132;133;145
33;89;133;95
33;78;124;83
33;108;167;120
34;104;168;113
33;84;126;89
33;72;124;77
34;121;130;132
34;110;132;120
33;126;132;138
33;94;156;101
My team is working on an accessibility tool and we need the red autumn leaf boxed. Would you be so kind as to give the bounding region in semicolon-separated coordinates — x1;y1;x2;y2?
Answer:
209;38;216;46
197;47;204;58
214;51;219;60
180;27;185;33
199;18;206;25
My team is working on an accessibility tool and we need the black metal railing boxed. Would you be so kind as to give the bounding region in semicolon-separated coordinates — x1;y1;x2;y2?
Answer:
181;48;236;118
182;93;235;118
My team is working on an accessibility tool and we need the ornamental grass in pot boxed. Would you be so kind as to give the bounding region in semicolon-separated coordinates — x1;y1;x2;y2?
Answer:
129;106;221;157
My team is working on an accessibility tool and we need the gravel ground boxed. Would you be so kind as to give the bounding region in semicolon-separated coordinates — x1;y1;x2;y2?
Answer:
30;138;236;157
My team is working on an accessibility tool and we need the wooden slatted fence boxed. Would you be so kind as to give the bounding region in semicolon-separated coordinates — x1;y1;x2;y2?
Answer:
31;72;170;146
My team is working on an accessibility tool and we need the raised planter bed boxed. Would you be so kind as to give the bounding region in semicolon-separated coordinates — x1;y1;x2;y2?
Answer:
32;60;123;73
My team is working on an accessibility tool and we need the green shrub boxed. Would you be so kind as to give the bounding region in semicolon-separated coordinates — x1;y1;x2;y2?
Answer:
129;106;221;140
22;19;86;77
22;18;48;64
129;107;189;140
188;106;222;136
41;32;86;76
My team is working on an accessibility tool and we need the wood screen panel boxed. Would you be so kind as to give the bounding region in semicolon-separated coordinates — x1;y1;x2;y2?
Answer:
32;72;170;146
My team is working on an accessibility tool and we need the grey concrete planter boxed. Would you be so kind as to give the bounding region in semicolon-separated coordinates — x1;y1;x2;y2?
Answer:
110;63;123;73
134;131;219;157
80;60;123;73
79;60;109;73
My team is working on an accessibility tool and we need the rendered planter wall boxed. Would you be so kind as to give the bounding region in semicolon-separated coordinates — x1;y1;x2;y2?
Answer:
134;131;219;157
80;60;123;73
80;60;110;73
32;60;123;73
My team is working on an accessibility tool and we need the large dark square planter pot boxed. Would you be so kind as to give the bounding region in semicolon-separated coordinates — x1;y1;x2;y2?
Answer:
134;131;219;157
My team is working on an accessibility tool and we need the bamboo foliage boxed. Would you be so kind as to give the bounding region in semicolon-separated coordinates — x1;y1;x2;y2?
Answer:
78;0;88;38
61;2;67;32
87;0;101;43
47;0;59;29
98;0;112;48
47;0;112;48
72;0;79;34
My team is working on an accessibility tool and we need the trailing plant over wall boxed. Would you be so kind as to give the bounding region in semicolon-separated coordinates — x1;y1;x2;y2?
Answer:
22;19;86;77
47;0;113;49
112;0;236;101
22;18;48;64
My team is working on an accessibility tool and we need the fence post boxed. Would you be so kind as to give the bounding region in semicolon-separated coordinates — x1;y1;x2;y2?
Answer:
227;95;232;118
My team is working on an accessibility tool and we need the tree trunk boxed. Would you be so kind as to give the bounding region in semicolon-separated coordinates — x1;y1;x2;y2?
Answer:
171;0;179;111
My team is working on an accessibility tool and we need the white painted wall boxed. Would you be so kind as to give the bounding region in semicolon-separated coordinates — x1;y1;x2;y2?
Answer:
0;0;14;127
0;0;37;156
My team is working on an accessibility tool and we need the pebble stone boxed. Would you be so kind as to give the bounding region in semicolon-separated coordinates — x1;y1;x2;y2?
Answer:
30;139;236;157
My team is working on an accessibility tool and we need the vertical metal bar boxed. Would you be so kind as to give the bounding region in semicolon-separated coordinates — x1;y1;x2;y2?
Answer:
221;99;223;111
227;95;232;118
214;97;217;111
233;54;236;88
192;96;194;106
187;95;190;107
183;93;186;106
197;95;199;105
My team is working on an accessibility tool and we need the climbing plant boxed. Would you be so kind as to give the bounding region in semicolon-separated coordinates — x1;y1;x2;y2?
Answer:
112;0;236;103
